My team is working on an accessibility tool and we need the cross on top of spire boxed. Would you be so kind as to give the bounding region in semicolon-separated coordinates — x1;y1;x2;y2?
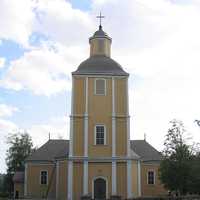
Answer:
96;12;105;29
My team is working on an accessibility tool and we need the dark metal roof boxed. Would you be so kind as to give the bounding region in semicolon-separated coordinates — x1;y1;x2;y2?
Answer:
131;140;162;161
13;171;24;183
93;27;108;37
26;139;161;162
26;140;69;162
72;55;129;76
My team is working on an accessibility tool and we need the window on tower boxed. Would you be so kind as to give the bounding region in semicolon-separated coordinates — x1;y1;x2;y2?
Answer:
95;125;106;145
95;79;106;95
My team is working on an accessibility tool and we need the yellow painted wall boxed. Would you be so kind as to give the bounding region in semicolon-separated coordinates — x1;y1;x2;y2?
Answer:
88;78;112;157
116;118;127;156
117;162;127;198
73;76;128;158
90;38;111;57
74;77;85;115
141;163;167;196
26;163;56;199
58;160;67;200
73;162;83;199
73;118;84;156
115;78;127;115
88;162;112;198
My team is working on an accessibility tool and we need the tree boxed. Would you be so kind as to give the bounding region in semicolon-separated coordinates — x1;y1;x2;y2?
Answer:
159;119;192;195
5;131;35;196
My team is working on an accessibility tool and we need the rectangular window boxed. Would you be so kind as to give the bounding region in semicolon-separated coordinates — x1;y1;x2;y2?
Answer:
95;79;106;95
147;171;155;185
95;125;105;145
40;171;48;185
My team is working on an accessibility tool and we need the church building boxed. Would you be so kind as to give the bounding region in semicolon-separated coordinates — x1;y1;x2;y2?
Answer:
13;22;167;199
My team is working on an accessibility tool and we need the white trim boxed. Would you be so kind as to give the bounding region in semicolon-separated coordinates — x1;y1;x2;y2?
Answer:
112;161;117;195
24;163;28;197
68;156;138;161
94;78;106;96
92;176;108;199
85;77;88;113
69;77;74;157
137;161;141;196
127;160;132;198
83;161;88;195
147;170;156;185
94;124;106;145
84;77;88;157
112;77;116;157
126;78;131;157
56;161;59;199
39;170;48;185
67;161;73;200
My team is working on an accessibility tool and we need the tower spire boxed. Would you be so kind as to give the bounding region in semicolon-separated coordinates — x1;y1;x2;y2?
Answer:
96;12;105;29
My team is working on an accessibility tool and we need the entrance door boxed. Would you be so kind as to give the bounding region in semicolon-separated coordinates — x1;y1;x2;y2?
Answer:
94;178;106;200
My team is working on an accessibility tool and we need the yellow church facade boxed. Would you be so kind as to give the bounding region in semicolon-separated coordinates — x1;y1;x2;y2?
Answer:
13;25;167;199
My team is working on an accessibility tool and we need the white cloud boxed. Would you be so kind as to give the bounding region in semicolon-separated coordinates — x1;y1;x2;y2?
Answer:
0;116;68;173
0;104;19;118
0;0;35;46
34;0;94;46
27;116;69;148
0;42;87;96
0;57;5;68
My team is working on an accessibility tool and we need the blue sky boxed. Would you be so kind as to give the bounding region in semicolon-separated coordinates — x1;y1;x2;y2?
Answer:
1;0;200;173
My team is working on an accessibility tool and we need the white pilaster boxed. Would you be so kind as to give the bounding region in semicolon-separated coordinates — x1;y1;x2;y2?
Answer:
126;78;131;157
127;116;131;157
127;160;132;198
137;161;141;196
69;77;74;157
112;161;117;195
83;161;88;195
84;77;88;157
24;163;28;197
56;161;59;199
112;77;117;195
67;161;73;200
112;77;116;157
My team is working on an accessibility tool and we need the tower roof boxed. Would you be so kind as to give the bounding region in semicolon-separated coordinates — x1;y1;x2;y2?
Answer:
72;55;129;76
93;26;108;37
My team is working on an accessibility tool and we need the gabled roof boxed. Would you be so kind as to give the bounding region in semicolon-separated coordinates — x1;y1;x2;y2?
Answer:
26;139;161;162
26;140;69;162
72;55;129;76
131;140;162;161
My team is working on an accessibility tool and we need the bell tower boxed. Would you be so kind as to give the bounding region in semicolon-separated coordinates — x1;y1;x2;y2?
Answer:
67;16;134;199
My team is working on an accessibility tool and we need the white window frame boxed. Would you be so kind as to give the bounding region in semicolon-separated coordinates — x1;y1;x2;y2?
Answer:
94;78;106;96
40;170;48;185
94;124;106;145
147;170;155;185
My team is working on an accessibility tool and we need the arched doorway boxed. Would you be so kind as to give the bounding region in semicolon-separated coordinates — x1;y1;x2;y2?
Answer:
93;177;107;200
